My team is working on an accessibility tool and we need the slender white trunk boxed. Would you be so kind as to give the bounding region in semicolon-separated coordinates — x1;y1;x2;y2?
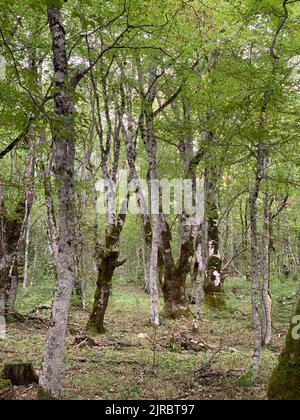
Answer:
193;236;206;332
261;155;272;346
149;214;160;326
23;212;31;289
249;144;264;379
142;241;150;292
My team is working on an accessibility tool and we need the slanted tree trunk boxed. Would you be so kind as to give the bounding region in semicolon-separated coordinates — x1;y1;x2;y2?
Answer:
39;6;76;399
249;143;265;380
87;223;126;334
144;106;191;320
268;297;300;400
37;136;59;269
160;105;204;319
142;98;202;320
86;64;128;334
87;249;124;334
0;136;35;318
74;185;88;308
121;84;152;293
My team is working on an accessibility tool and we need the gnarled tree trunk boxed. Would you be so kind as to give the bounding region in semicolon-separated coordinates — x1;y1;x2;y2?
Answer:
87;222;126;334
160;219;193;319
87;248;125;334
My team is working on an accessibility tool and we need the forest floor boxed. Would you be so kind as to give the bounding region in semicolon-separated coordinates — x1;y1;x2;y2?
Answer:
0;276;299;400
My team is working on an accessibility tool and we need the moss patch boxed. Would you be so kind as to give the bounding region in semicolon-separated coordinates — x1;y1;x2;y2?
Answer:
0;379;11;390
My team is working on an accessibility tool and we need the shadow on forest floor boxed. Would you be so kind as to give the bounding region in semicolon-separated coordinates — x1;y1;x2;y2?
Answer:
0;276;298;400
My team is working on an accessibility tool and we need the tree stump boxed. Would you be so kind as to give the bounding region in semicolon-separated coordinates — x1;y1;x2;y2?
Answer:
1;363;39;386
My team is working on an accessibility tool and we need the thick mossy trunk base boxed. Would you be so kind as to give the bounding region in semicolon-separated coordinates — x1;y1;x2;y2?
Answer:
161;270;191;319
163;303;193;320
87;249;125;335
0;378;11;390
268;300;300;400
203;292;225;307
86;320;107;335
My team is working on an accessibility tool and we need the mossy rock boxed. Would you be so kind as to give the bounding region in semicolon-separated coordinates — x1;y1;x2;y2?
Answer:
0;379;13;400
235;371;256;388
0;379;11;390
37;386;58;401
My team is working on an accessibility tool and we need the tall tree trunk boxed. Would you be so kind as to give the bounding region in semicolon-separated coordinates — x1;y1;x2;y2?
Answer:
39;7;76;399
86;66;127;334
22;213;31;290
193;226;207;333
261;154;272;346
203;166;223;306
7;260;19;313
145;102;161;325
148;214;160;326
0;135;34;317
249;144;265;380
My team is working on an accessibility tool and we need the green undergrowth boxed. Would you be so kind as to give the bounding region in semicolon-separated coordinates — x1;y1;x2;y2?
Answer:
0;276;298;400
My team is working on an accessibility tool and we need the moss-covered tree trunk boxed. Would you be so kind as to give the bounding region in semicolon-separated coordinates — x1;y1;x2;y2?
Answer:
87;225;126;334
268;298;300;400
39;6;77;399
158;217;192;319
0;194;26;320
87;251;122;334
161;266;191;319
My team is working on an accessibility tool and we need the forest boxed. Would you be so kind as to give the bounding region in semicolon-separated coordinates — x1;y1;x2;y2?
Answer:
0;0;299;402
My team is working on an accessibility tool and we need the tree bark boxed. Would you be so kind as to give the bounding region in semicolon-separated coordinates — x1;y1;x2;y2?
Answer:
249;143;265;380
261;154;272;346
203;166;223;306
39;6;76;399
87;223;126;334
268;297;300;400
